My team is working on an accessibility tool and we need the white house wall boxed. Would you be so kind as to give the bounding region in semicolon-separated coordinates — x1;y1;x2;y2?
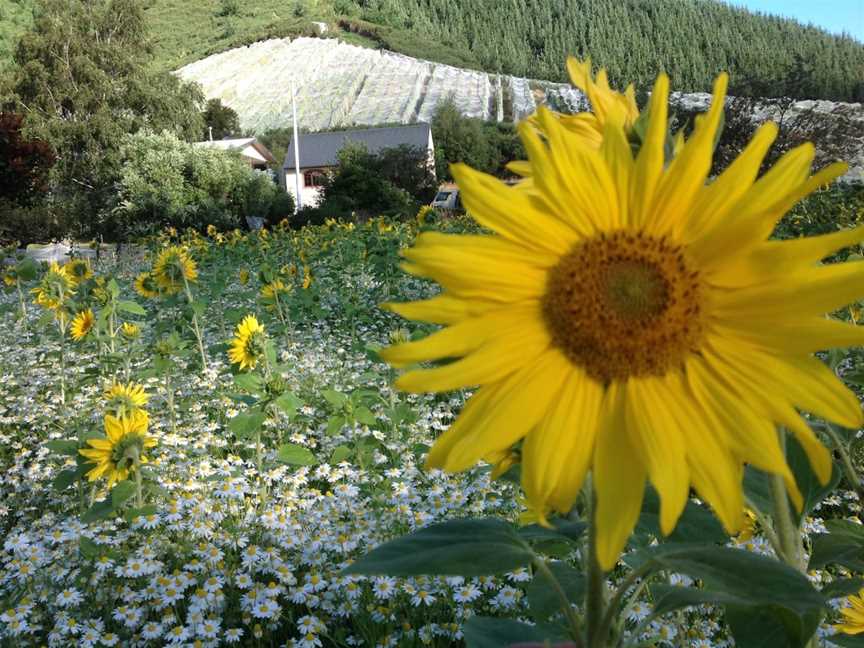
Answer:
284;172;324;210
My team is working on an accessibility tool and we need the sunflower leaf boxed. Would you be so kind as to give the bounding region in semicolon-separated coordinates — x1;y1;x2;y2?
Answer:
110;481;136;507
462;616;567;648
116;300;145;315
276;443;317;466
343;518;535;577
228;408;265;438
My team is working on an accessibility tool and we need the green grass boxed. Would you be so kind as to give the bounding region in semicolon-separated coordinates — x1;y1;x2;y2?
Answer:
0;0;478;73
0;0;33;71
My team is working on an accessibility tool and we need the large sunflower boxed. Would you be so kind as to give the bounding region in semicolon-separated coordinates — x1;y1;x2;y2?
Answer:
152;246;197;295
79;411;156;489
228;315;267;371
381;71;860;570
133;271;159;299
70;309;95;341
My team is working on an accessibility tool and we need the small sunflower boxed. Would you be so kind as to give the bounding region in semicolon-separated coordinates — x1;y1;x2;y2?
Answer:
79;411;156;489
302;267;313;290
152;246;197;295
133;272;159;299
2;266;16;287
104;382;149;420
836;589;864;635
228;315;267;371
120;322;140;341
381;70;860;570
260;279;291;311
31;262;75;311
63;258;93;285
70;309;95;341
239;269;250;286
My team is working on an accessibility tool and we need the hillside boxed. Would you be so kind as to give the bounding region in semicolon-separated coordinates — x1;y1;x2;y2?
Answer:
1;0;862;101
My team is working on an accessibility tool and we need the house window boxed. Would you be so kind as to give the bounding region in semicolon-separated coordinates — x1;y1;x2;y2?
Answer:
303;170;325;187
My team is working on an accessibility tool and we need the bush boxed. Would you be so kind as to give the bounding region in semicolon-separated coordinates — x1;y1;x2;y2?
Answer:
112;131;292;237
0;200;74;246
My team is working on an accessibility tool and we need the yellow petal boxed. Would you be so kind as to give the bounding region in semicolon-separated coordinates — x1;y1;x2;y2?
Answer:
381;294;484;325
593;383;647;570
433;349;573;472
381;303;538;368
395;307;550;393
451;164;579;254
522;367;603;517
625;376;690;535
650;73;728;238
629;73;669;228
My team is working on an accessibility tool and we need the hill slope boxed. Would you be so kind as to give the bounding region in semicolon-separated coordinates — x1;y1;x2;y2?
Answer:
1;0;862;100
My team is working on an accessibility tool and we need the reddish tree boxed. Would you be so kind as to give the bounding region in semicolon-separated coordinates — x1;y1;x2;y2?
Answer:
0;112;56;205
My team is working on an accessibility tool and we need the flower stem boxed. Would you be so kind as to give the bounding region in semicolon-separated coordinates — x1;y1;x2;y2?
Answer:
770;431;805;571
585;479;606;648
16;281;27;323
825;422;861;495
134;460;144;509
182;276;208;372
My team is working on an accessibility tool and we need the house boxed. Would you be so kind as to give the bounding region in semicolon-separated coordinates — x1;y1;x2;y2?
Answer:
193;137;276;171
282;123;434;208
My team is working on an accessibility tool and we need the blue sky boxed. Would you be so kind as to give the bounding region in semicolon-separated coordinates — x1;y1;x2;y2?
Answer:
729;0;863;41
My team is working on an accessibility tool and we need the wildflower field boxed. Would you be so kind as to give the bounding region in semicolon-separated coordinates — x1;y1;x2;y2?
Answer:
4;61;864;648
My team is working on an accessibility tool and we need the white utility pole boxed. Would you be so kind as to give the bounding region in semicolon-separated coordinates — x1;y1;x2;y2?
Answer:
291;80;302;212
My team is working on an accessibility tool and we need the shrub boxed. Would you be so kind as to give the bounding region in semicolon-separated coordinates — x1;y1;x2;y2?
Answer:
113;131;291;237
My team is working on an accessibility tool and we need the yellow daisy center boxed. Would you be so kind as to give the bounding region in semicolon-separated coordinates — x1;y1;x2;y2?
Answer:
542;229;705;383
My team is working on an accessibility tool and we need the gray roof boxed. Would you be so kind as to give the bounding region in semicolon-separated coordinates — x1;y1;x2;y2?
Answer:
283;123;431;171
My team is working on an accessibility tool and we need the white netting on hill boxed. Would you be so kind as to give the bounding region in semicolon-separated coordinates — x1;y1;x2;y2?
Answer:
176;38;584;132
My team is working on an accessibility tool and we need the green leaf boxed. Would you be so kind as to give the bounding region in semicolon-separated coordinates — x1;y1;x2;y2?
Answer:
228;409;265;438
273;392;302;418
45;439;79;456
354;406;377;426
636;488;728;545
821;578;864;600
526;561;585;621
322;389;348;408
53;468;82;491
830;635;864;647
107;278;120;298
81;498;116;523
15;257;39;280
79;537;101;560
462;616;567;648
110;481;136;508
276;443;317;466
233;373;264;394
343;518;535;577
726;605;821;648
643;545;825;647
743;466;775;515
326;415;346;436
117;300;145;315
786;434;841;520
330;445;352;464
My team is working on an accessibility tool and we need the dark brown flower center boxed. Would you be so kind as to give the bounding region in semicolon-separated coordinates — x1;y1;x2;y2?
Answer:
542;230;705;383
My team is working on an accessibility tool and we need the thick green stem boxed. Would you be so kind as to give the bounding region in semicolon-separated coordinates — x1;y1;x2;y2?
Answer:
825;423;861;494
585;481;606;648
770;470;804;570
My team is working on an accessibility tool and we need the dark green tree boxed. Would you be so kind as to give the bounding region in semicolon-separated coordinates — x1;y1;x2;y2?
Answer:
431;99;495;180
6;0;205;238
202;98;242;141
